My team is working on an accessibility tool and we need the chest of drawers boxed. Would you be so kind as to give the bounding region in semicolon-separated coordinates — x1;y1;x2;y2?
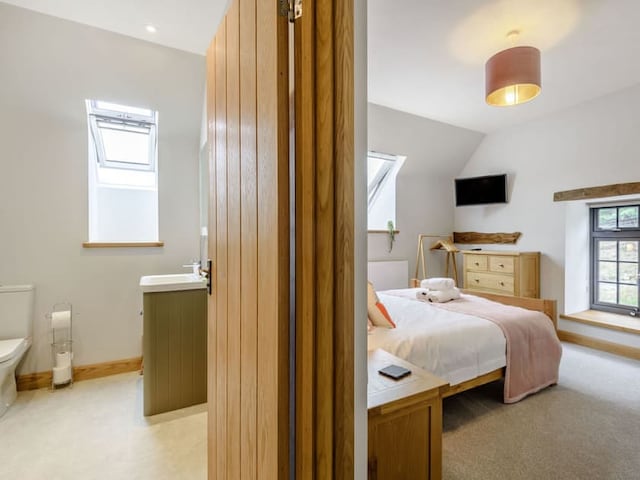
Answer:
462;250;540;298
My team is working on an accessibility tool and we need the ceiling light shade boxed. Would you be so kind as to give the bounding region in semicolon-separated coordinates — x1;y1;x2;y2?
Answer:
485;46;541;106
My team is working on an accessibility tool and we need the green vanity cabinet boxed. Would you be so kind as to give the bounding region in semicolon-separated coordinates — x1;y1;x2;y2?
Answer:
143;288;207;416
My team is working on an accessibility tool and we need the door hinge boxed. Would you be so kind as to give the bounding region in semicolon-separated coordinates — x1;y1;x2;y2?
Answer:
280;0;302;22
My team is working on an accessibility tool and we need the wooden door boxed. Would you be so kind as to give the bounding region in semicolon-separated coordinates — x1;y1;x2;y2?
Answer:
295;0;355;478
206;0;289;478
206;0;355;478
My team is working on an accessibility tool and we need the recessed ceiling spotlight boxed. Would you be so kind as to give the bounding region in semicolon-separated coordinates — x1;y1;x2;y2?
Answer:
146;25;157;34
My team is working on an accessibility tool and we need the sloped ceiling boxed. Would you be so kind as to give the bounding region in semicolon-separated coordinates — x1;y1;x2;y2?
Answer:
1;0;229;55
369;0;640;133
5;0;640;134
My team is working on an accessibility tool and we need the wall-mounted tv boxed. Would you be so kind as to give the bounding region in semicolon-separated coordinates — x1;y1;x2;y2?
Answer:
455;174;507;207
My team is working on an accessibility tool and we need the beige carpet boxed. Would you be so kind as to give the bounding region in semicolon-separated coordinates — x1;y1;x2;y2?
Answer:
442;342;640;480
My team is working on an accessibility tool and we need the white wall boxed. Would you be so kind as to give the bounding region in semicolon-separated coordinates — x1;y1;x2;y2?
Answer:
0;4;204;374
455;83;640;321
368;103;484;283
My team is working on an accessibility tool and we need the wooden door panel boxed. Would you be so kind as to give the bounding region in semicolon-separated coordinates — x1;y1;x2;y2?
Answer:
206;1;289;478
295;1;355;478
239;0;258;478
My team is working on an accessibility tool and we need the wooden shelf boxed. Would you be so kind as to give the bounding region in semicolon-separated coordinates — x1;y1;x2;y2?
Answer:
82;241;164;248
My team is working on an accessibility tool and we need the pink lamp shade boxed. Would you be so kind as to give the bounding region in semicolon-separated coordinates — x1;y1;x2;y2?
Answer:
485;46;541;106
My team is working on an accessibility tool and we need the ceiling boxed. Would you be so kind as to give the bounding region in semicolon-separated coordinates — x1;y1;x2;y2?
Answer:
369;0;640;133
1;0;229;55
5;0;640;134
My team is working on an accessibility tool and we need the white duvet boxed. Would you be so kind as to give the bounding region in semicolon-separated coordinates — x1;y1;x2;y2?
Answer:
367;289;506;386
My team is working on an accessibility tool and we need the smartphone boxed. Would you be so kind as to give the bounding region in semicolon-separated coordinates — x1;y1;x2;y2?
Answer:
378;364;411;380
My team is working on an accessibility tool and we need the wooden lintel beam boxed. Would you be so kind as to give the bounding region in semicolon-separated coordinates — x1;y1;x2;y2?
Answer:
553;182;640;202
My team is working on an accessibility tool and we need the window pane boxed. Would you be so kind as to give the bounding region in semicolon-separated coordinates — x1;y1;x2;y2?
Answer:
95;100;153;117
598;283;617;303
618;206;639;228
598;241;617;261
598;261;617;282
619;284;638;307
619;263;638;284
597;208;617;229
619;241;638;262
100;126;150;165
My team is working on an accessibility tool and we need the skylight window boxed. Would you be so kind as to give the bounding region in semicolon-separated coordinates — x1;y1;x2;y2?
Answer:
86;99;160;243
367;151;406;230
86;100;157;172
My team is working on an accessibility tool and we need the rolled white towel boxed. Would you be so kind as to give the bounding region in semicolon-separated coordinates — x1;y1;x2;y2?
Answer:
420;277;455;291
426;287;460;303
415;289;430;302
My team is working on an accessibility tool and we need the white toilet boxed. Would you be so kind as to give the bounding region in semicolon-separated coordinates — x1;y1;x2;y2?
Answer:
0;284;34;417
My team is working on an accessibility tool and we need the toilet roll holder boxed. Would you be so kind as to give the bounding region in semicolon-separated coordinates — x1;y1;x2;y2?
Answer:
46;302;74;389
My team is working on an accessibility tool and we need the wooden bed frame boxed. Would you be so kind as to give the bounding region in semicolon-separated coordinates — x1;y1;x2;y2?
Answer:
409;278;558;398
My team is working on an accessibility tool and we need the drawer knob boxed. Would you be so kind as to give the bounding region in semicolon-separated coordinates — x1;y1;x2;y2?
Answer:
499;281;504;286
474;262;480;266
498;263;504;268
475;279;480;283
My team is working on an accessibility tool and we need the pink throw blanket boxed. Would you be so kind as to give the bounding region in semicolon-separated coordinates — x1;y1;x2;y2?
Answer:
432;294;562;403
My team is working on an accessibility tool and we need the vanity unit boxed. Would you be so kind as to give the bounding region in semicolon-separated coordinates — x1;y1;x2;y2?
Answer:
462;250;540;298
140;274;207;416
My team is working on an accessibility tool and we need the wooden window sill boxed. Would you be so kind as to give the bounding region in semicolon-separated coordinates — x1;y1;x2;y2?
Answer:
560;310;640;335
82;242;164;248
368;230;399;234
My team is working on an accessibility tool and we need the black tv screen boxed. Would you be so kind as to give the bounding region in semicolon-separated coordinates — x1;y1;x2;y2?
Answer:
455;174;507;206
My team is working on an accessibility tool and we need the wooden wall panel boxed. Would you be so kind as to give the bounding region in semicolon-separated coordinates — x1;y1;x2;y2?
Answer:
206;1;289;479
214;17;228;480
334;0;355;475
295;0;355;478
239;0;258;478
205;38;218;480
226;2;242;478
315;0;336;477
294;1;316;476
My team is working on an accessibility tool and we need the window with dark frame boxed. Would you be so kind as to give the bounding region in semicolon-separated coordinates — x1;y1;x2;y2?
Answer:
591;205;640;315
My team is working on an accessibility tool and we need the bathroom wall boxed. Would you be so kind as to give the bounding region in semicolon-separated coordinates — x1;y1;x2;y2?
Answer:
0;4;205;374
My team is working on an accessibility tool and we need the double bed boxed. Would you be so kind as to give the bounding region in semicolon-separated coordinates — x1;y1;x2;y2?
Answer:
368;286;562;403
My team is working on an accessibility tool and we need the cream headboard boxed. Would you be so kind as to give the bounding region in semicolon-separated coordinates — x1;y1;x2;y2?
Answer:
367;260;408;291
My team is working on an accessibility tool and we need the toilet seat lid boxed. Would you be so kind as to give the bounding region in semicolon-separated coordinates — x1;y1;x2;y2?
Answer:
0;338;26;363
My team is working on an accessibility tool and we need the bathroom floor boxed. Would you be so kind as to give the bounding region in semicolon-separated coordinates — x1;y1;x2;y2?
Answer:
0;372;206;480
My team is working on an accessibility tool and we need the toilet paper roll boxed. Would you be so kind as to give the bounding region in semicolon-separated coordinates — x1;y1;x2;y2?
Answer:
55;351;72;368
51;310;71;330
52;365;72;385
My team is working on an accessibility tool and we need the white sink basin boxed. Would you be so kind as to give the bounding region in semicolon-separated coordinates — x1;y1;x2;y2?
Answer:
140;273;207;293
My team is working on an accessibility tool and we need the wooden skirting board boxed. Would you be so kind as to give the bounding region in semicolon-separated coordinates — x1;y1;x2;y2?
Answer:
17;356;142;391
558;330;640;361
